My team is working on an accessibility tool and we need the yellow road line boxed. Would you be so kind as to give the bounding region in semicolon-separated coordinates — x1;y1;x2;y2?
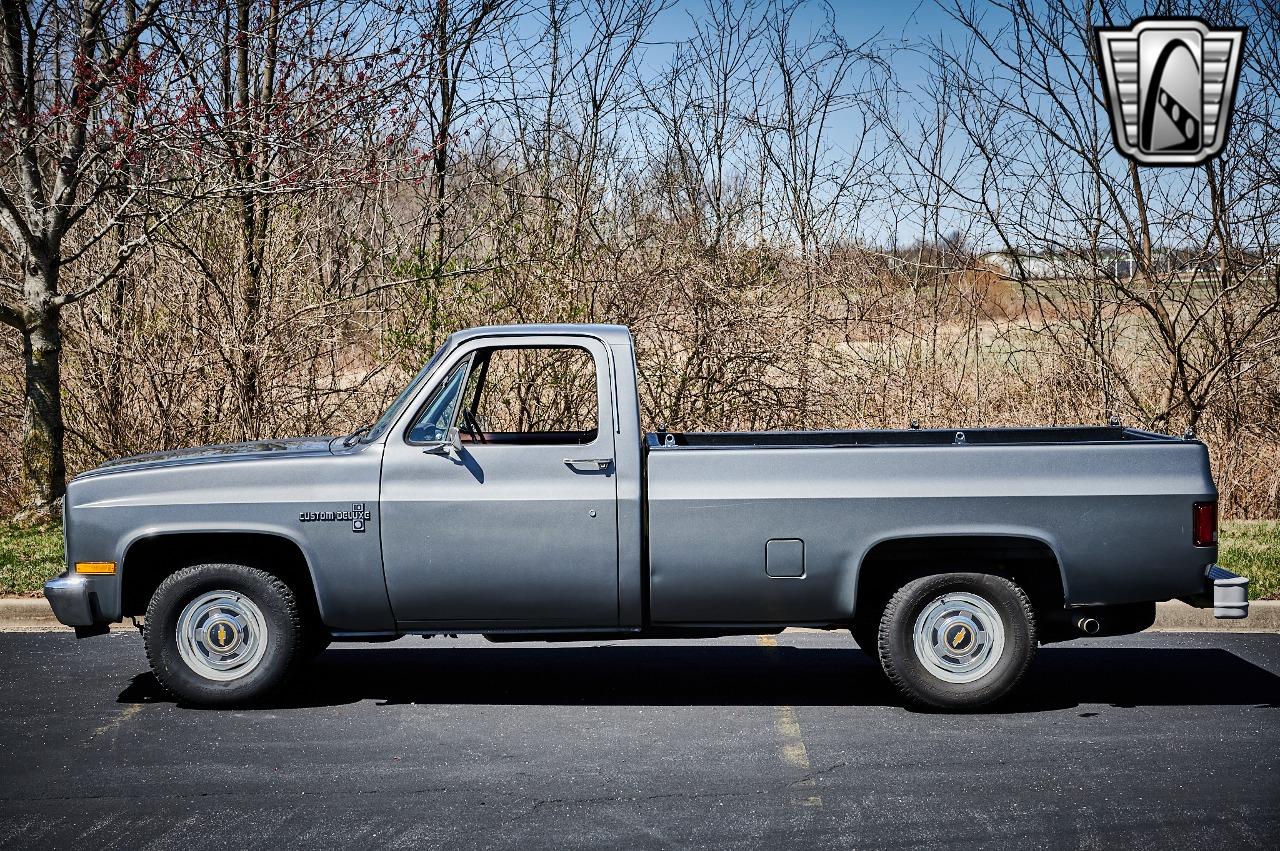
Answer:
757;635;823;808
92;702;143;740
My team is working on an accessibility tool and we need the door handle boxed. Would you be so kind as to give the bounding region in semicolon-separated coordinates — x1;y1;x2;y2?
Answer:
563;458;613;470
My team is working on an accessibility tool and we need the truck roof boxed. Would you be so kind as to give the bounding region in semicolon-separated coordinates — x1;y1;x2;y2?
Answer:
450;323;633;347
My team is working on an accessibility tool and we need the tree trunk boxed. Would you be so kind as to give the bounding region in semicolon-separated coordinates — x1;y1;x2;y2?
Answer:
18;271;66;520
430;0;452;352
238;191;265;440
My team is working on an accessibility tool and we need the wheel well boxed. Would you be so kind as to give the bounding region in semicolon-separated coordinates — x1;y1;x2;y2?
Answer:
121;532;321;624
855;535;1064;626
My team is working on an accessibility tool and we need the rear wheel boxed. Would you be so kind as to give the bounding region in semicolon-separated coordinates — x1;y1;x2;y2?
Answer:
144;563;302;706
877;572;1035;710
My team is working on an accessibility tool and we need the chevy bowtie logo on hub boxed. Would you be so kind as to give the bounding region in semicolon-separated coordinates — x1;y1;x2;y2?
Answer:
206;619;240;652
945;623;974;654
1095;17;1245;166
299;503;372;533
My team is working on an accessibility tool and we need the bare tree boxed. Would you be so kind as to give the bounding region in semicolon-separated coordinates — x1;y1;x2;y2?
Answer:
898;0;1280;433
0;0;167;518
641;0;766;254
418;0;514;348
149;0;438;437
751;0;880;418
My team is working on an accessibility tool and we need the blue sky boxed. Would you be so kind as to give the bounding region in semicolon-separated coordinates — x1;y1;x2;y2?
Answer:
497;1;1232;250
639;0;963;84
626;0;987;244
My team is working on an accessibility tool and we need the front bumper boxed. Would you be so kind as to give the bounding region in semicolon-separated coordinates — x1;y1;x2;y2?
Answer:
1180;564;1249;619
43;574;97;627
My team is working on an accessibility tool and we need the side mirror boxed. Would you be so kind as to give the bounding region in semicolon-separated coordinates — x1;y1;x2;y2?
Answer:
424;426;463;457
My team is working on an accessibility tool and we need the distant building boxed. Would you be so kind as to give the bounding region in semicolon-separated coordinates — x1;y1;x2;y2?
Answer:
978;251;1097;280
978;249;1215;281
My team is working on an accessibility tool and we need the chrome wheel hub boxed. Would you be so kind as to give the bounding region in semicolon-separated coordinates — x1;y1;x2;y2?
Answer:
912;592;1006;684
176;591;269;681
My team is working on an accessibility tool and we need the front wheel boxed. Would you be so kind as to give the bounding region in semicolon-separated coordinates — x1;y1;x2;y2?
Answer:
877;573;1036;710
144;563;302;706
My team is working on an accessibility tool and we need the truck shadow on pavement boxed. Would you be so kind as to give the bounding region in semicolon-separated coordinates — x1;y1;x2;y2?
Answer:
118;643;1280;713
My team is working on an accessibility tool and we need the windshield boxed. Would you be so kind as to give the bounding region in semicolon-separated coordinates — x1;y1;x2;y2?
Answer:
361;336;454;443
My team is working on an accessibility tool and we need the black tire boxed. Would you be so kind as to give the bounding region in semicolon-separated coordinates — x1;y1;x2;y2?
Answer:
143;563;302;706
877;572;1036;710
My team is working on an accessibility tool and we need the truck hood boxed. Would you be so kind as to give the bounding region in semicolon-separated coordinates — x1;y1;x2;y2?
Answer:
78;436;338;479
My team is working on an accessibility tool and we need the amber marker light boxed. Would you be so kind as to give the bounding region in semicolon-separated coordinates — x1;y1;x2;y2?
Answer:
74;562;116;574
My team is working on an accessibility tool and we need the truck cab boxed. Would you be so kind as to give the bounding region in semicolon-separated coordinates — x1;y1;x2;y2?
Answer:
375;325;642;630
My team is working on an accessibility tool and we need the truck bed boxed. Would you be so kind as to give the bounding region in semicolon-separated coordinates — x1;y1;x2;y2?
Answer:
643;427;1213;626
647;425;1177;449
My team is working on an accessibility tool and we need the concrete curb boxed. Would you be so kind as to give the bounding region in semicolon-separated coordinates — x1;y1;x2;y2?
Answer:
1148;599;1280;632
1;596;1277;633
0;597;70;631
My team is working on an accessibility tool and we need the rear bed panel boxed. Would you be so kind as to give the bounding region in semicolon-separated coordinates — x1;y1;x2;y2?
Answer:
644;440;1215;624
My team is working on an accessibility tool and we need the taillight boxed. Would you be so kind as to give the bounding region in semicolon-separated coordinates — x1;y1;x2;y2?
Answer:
1193;501;1217;547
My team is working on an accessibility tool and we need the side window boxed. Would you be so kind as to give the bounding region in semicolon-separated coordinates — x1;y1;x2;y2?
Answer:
407;357;471;443
468;346;598;445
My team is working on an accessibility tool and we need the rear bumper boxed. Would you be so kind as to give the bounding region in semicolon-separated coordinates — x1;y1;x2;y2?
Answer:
1180;564;1249;619
43;574;97;627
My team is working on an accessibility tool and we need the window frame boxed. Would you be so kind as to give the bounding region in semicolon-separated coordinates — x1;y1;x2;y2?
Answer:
463;344;599;443
402;352;475;446
399;338;606;449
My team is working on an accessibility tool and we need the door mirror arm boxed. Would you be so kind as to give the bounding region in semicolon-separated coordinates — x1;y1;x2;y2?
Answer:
423;426;463;457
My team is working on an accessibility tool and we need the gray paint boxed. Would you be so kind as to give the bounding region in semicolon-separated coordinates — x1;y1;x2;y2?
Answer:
46;323;1219;637
379;333;620;628
645;440;1214;624
61;439;392;631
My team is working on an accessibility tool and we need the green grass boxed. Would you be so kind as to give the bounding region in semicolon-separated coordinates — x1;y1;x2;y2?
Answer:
1220;520;1280;601
0;522;64;596
0;519;1277;599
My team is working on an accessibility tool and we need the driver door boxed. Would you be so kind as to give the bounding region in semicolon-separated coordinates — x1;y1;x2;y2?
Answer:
379;335;620;628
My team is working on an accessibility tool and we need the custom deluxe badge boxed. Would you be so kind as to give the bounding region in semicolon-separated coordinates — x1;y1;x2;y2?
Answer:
299;503;372;533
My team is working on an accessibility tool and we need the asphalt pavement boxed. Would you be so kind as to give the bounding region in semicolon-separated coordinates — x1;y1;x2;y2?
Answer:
1;629;1277;850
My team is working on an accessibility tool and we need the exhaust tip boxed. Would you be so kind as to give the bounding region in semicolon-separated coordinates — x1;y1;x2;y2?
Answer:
1076;617;1101;635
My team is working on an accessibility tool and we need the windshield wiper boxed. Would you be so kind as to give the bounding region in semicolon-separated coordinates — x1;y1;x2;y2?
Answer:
342;425;373;447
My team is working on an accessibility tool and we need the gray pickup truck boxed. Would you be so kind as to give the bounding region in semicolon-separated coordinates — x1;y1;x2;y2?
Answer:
45;323;1248;709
